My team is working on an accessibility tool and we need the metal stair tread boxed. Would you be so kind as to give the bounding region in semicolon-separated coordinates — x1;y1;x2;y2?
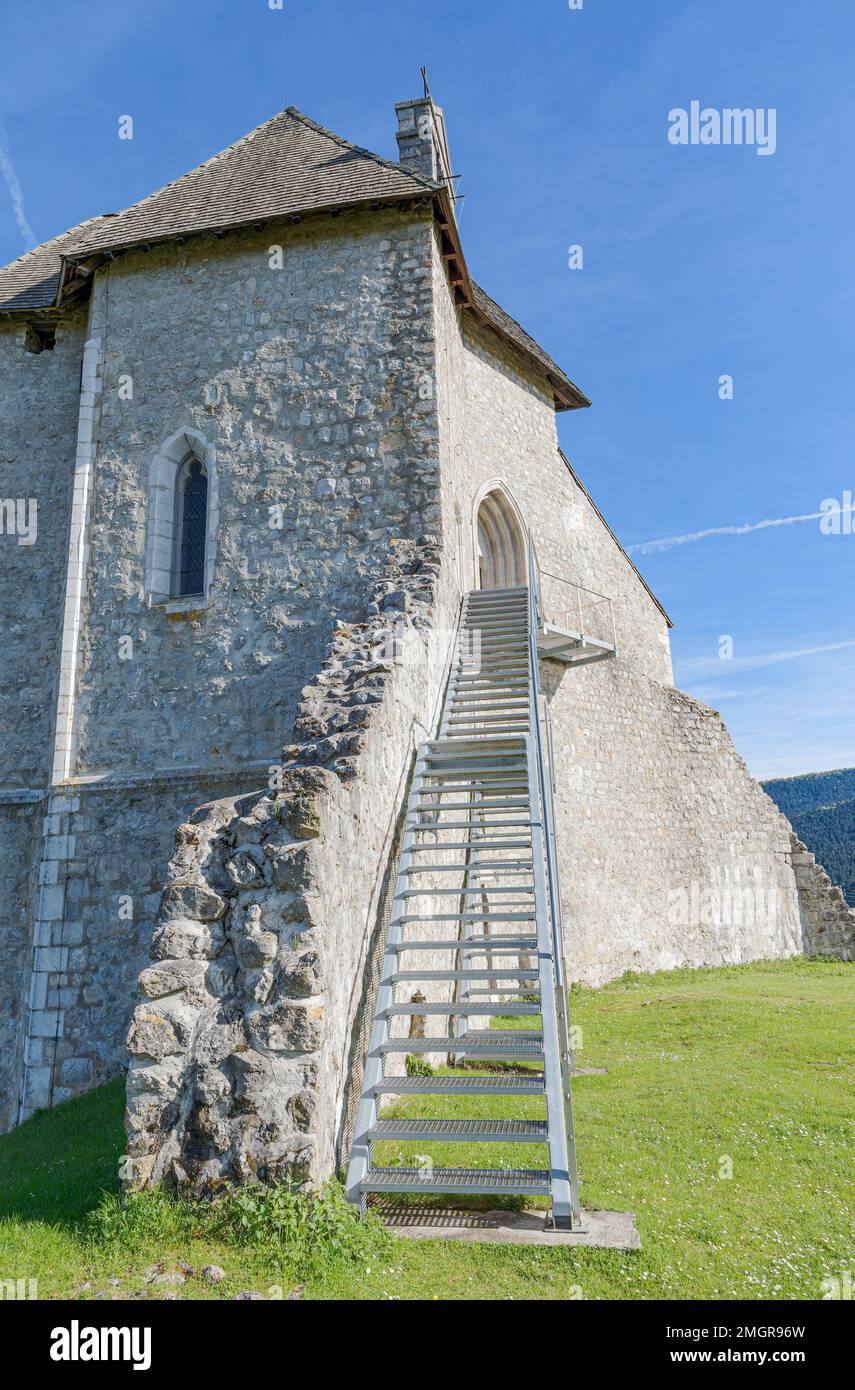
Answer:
372;1075;544;1095
380;1035;544;1057
368;1118;548;1142
362;1167;551;1195
384;1001;541;1017
392;936;538;951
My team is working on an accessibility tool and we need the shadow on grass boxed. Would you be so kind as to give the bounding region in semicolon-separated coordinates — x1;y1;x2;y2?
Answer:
0;1077;125;1229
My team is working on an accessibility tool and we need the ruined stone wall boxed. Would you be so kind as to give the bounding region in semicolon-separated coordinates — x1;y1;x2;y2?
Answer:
125;539;462;1192
789;835;855;961
543;663;806;983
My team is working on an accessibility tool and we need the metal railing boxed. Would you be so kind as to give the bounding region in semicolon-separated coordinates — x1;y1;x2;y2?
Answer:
526;534;582;1223
536;556;617;650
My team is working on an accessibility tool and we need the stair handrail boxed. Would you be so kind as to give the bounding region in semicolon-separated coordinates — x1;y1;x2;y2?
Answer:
527;532;581;1221
526;533;563;985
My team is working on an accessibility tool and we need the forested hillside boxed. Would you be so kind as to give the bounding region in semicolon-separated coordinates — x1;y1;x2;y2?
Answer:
763;767;855;818
763;768;855;906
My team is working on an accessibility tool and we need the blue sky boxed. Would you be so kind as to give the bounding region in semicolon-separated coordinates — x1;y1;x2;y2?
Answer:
1;0;852;779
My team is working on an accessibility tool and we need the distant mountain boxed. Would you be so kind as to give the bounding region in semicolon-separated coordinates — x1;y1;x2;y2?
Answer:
762;768;855;907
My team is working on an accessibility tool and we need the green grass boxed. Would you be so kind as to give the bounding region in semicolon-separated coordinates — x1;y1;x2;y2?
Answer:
1;959;852;1300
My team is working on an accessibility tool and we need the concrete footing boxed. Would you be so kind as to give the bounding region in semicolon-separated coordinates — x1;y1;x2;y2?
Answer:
378;1205;641;1249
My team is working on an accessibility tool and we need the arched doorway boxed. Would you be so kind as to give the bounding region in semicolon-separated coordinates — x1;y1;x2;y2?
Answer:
475;487;526;589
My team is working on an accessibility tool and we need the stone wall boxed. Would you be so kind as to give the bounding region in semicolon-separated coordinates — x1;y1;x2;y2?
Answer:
544;660;806;983
124;538;461;1192
789;834;855;960
0;312;86;786
74;206;439;775
0;312;88;1128
20;768;270;1117
430;231;673;684
0;796;42;1132
9;204;448;1127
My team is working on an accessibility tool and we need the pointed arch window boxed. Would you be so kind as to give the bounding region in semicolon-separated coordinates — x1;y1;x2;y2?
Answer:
173;454;208;596
145;428;219;608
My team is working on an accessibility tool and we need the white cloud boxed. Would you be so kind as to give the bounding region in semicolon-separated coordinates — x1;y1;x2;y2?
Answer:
628;509;830;555
0;117;36;251
677;638;855;681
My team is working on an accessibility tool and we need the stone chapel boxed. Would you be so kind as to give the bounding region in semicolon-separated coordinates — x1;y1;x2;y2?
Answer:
0;93;851;1183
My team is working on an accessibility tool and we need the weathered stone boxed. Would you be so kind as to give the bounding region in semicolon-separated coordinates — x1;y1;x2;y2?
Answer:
267;840;316;892
127;1010;186;1061
231;1050;274;1110
138;959;208;999
151;920;220;962
282;950;324;998
245;1000;324;1054
287;1088;317;1132
233;931;278;971
161;884;227;924
262;1136;317;1186
225;847;267;889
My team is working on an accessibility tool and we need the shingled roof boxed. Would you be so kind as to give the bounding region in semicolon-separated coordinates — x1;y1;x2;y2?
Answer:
0;106;588;408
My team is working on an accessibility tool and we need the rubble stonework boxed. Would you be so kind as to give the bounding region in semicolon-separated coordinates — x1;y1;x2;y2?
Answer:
124;540;448;1193
789;835;855;960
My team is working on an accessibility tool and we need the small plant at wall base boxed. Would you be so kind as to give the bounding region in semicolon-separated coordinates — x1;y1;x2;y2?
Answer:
214;1181;391;1277
405;1054;435;1077
87;1178;390;1281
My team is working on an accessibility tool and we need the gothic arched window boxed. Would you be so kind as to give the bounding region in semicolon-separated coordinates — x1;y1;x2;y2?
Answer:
173;454;208;596
145;428;218;607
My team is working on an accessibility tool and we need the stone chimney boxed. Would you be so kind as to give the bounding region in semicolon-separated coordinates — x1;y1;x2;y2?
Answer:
396;94;458;217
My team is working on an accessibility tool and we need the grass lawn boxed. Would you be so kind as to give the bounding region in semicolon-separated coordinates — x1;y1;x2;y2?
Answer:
0;958;851;1301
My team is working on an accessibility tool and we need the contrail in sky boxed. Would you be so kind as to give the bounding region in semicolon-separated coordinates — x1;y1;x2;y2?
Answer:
627;509;830;556
0;118;37;252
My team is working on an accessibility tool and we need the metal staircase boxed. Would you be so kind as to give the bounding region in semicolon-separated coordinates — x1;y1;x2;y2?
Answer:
346;555;582;1229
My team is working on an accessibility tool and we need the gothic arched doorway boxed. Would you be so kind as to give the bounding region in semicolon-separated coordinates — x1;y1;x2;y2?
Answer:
476;487;526;589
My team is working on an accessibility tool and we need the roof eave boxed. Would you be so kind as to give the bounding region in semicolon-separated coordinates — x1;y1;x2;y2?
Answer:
430;185;589;412
1;180;591;412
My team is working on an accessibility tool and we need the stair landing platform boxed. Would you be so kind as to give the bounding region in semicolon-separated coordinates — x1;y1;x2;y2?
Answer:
373;1203;641;1250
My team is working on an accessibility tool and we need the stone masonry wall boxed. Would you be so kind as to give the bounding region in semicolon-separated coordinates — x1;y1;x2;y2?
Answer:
9;204;447;1128
789;834;855;960
544;660;806;984
0;797;42;1132
0;312;87;786
74;206;439;775
430;231;673;685
24;769;270;1115
125;537;463;1193
0;311;88;1128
